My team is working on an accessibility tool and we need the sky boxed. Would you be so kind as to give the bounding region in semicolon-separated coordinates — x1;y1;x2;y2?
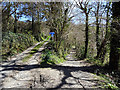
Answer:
19;16;31;21
70;1;111;25
15;1;110;25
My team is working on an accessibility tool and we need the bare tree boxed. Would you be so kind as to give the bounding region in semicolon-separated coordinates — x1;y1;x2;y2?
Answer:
75;0;92;58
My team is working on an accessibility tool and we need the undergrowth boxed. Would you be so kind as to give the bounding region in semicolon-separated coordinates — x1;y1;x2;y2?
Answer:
41;35;51;41
85;58;119;89
85;58;105;66
1;31;38;61
22;35;50;62
75;45;85;59
95;72;119;89
40;49;65;65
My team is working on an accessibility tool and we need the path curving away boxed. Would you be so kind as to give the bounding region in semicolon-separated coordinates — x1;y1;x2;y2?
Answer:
32;49;102;88
0;45;103;89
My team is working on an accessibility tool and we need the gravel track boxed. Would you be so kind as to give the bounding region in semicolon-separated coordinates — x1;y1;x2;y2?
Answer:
0;44;102;89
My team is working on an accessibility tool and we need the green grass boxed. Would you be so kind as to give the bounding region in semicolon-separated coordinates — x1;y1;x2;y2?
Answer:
22;41;45;62
33;41;44;49
41;35;51;41
85;58;105;66
95;73;119;89
85;58;119;89
40;49;66;66
22;54;33;62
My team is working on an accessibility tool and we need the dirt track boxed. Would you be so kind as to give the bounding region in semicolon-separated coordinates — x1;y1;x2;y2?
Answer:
0;42;103;89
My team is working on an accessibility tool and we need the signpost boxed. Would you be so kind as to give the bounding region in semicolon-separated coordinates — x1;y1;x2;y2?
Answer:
49;32;55;41
49;32;55;51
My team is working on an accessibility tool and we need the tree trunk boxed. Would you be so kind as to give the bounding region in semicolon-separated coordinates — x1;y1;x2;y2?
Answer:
37;9;41;41
99;3;110;61
14;8;17;33
32;14;34;35
96;2;100;58
84;14;89;58
109;2;120;70
96;22;99;57
96;2;110;60
109;22;120;70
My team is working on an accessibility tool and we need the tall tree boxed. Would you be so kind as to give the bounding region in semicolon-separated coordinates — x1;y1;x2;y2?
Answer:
22;2;44;40
92;2;110;59
109;2;120;70
2;2;13;32
44;2;73;52
75;0;92;58
98;2;111;61
13;2;18;33
95;2;100;57
2;2;22;33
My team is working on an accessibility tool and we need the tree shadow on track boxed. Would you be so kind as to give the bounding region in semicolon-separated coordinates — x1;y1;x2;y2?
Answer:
1;62;101;89
40;64;101;89
1;64;40;72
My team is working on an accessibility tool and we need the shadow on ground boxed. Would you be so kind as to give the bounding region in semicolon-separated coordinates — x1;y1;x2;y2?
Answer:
40;64;100;89
1;62;101;89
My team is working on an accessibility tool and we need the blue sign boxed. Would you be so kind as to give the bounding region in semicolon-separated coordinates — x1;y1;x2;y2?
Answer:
49;32;55;37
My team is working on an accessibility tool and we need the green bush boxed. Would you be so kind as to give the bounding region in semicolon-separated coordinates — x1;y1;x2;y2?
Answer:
45;41;55;50
86;58;104;66
98;73;119;89
40;49;65;65
45;40;69;60
2;31;37;60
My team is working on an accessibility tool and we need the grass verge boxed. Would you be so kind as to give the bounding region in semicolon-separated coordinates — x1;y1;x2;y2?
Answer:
85;58;119;89
22;41;45;62
95;73;119;89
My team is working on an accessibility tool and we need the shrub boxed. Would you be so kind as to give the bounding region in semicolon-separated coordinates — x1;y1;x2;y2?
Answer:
1;31;37;60
40;49;65;65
